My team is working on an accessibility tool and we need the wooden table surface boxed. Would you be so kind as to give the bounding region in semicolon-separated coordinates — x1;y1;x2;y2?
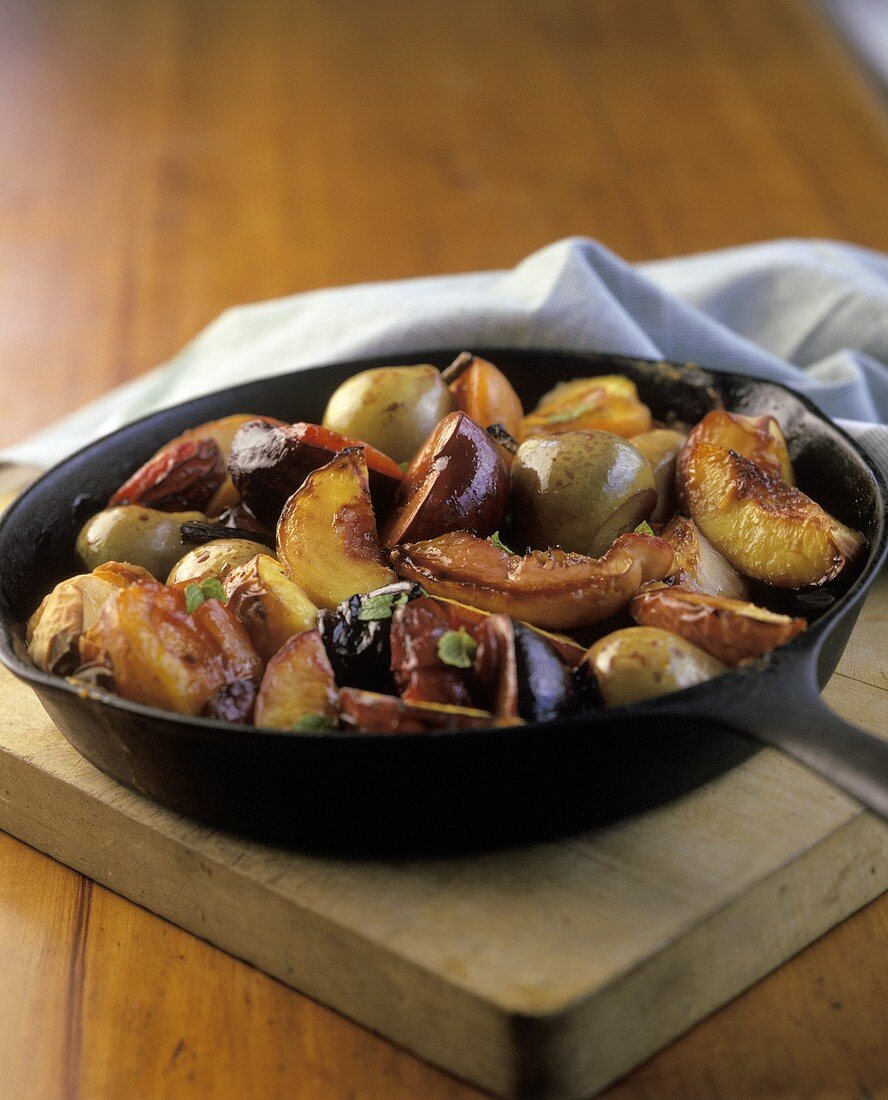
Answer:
0;0;886;1096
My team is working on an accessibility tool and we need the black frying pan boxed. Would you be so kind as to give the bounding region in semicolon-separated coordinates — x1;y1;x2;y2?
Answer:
0;349;886;855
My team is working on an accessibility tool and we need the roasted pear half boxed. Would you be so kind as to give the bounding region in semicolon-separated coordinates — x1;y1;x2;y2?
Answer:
683;443;864;588
277;448;396;608
630;587;806;665
390;530;674;629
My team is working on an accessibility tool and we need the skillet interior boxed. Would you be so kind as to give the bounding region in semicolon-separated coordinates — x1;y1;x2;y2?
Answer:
0;349;884;854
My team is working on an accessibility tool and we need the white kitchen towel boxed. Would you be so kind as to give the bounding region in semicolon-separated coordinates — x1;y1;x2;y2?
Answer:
3;237;887;476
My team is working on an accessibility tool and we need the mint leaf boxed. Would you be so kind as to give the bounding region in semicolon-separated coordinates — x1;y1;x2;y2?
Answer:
184;583;205;614
634;520;655;537
357;590;410;622
489;531;515;555
185;576;228;613
199;577;227;603
291;713;337;732
437;628;478;669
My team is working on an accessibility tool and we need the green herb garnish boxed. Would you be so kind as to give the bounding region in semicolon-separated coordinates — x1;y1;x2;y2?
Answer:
357;590;410;622
291;714;337;732
544;397;601;424
437;628;478;669
634;520;655;537
489;530;515;555
184;576;229;613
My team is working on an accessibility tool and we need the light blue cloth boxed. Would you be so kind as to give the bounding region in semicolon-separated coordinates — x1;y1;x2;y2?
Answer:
4;237;887;474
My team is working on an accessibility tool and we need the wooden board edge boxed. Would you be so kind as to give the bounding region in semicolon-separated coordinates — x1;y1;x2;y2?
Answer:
507;810;888;1099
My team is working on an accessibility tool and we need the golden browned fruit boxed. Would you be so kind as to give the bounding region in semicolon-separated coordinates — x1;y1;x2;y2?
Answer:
167;537;273;586
276;448;396;608
628;428;686;523
26;562;153;674
253;630;338;730
224;553;318;662
338;688;495;734
659;514;750;599
390;530;674;630
79;581;262;715
630;587;806;665
444;352;524;438
322;365;454;464
678;409;794;493
77;505;209;579
520;375;652;440
684;443;865;587
584;625;727;707
380;411;509;547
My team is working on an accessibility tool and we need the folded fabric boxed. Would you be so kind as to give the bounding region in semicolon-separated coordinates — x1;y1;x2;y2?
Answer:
4;237;887;476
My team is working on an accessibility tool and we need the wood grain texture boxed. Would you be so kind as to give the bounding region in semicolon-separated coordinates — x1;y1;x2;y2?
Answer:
0;0;887;1096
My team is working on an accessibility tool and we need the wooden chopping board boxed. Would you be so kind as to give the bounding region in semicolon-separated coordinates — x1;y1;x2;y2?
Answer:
0;563;886;1098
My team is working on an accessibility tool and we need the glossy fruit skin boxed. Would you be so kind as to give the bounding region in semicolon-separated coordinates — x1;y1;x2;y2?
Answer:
510;431;656;557
628;428;686;524
583;625;727;707
224;554;318;663
390;596;474;707
322;365;455;464
229;419;402;528
77;506;208;580
166;538;272;586
381;411;509;546
445;353;524;438
512;622;580;722
110;438;226;513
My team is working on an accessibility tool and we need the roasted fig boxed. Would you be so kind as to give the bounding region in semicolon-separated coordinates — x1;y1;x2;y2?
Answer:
583;625;727;707
77;505;208;579
317;581;424;693
276;448;397;608
338;688;495;734
471;614;520;719
660;515;750;600
630;587;806;665
322;364;455;464
229;419;403;528
110;438;226;513
510;431;656;557
79;581;262;715
389;596;474;707
443;352;524;438
253;630;339;730
224;553;318;662
26;562;153;675
161;413;286;515
381;411;509;546
390;530;674;630
628;428;686;523
520;375;652;440
202;679;258;724
512;621;580;722
683;443;865;587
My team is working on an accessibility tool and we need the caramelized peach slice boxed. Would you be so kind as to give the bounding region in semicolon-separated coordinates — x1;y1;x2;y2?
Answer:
520;375;652;440
276;448;396;608
630;587;806;665
390;530;674;630
679;410;794;491
254;630;338;730
224;553;318;662
659;515;750;600
684;443;865;588
338;688;496;734
443;352;525;438
79;581;262;715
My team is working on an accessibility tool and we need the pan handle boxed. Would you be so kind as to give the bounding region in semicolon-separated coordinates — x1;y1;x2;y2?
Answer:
654;648;888;821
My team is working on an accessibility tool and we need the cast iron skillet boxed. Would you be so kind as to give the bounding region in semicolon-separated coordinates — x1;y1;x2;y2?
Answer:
0;349;886;855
